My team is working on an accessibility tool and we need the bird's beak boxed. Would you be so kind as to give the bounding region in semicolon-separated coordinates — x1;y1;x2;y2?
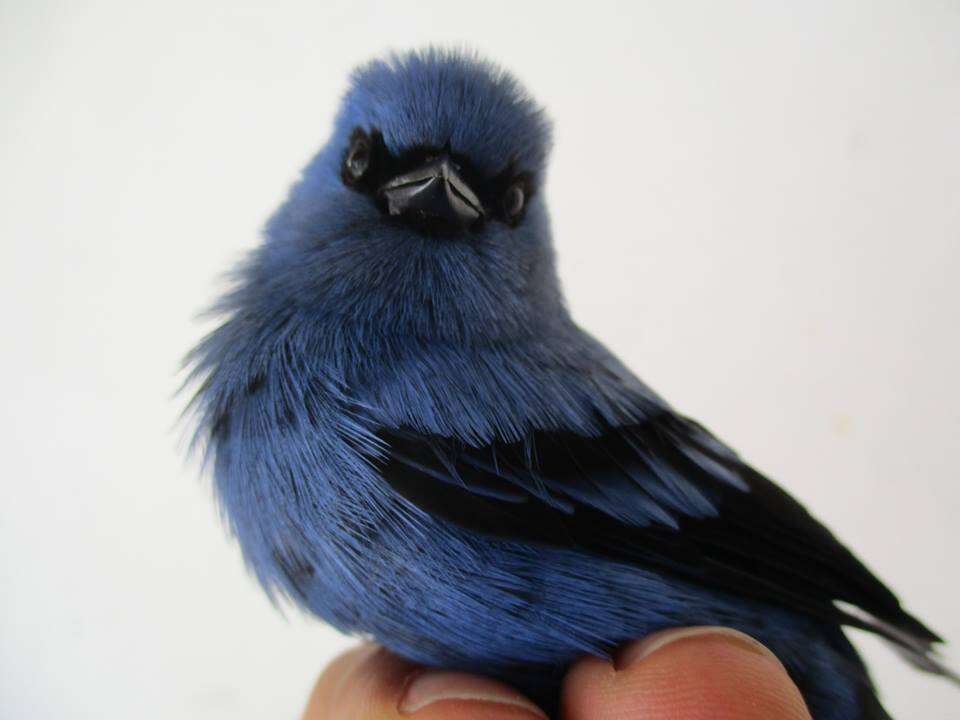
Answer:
379;156;484;229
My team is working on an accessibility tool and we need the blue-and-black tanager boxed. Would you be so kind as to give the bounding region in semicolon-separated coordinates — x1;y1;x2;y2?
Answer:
186;49;956;718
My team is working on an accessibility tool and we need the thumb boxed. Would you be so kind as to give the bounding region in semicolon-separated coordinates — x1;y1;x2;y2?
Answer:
561;627;812;720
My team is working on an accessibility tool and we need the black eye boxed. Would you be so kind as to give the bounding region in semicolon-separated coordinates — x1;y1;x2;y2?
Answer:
503;182;526;223
342;130;371;185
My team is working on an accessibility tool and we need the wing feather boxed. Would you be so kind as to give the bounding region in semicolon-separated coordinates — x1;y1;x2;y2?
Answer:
376;411;945;667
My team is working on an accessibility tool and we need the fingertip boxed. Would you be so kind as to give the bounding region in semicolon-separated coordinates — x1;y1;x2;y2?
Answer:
302;645;417;719
561;627;812;720
560;653;615;708
399;670;547;719
613;626;777;671
302;646;546;720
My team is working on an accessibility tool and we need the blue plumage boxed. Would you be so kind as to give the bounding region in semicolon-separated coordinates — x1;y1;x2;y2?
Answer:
186;49;952;719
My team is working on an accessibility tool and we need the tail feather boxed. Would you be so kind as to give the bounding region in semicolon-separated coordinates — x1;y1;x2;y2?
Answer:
888;643;960;686
837;601;959;686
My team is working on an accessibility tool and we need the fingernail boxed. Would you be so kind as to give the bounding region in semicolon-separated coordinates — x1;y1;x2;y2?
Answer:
617;626;775;669
399;670;547;717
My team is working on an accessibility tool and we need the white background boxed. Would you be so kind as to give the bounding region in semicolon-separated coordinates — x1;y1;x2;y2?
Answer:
2;2;958;718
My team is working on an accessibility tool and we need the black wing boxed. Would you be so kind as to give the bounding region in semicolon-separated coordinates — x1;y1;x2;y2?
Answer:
377;410;942;656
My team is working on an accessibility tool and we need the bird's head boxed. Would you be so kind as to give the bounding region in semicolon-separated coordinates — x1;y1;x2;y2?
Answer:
258;49;564;344
331;49;551;237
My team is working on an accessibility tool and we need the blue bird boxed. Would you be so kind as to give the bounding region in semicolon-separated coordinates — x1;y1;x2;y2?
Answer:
185;49;956;718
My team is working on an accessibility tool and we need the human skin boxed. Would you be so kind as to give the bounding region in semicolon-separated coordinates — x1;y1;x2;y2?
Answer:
301;626;812;720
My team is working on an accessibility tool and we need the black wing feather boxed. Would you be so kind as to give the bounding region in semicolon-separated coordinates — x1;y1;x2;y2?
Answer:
377;411;942;654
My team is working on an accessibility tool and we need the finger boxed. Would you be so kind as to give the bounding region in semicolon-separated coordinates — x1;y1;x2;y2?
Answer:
302;645;414;719
561;626;812;720
302;644;547;720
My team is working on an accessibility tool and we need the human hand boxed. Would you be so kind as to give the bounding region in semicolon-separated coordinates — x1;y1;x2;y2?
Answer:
301;626;812;719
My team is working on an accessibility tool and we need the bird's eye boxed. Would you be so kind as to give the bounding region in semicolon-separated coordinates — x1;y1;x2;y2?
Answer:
342;130;371;185
503;182;526;223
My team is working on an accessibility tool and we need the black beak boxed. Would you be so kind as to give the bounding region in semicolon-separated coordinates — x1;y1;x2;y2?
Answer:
380;156;484;229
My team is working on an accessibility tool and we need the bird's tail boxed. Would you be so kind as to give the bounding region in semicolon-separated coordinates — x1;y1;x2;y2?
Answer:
837;601;960;687
889;642;960;685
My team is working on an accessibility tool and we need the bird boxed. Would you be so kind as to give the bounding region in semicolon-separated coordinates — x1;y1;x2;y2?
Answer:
184;49;956;719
